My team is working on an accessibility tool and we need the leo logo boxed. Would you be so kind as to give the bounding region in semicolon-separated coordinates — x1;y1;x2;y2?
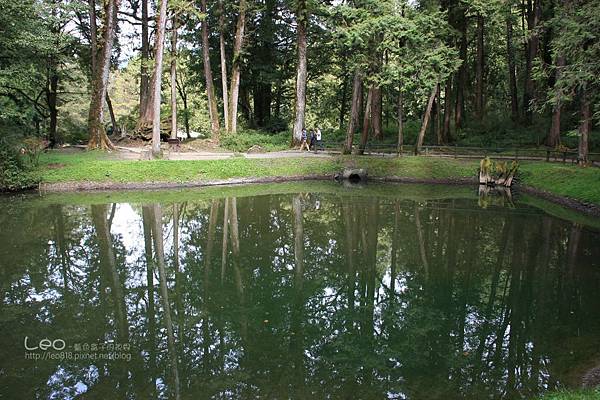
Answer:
24;336;66;351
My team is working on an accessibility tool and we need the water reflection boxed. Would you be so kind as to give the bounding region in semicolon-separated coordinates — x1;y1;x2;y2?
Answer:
1;186;600;399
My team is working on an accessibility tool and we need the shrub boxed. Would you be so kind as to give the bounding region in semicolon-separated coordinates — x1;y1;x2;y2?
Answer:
0;136;40;191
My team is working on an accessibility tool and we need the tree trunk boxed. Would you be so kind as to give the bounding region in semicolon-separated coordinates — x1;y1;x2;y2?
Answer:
442;78;452;143
228;0;247;134
292;0;308;146
87;0;118;150
506;12;519;122
357;85;373;155
170;16;178;140
546;55;565;147
151;0;168;157
339;73;348;131
523;0;541;123
371;87;382;140
140;0;149;115
106;92;118;135
201;0;221;137
48;72;59;147
397;86;403;155
219;1;230;133
344;70;361;154
475;14;485;119
578;88;590;165
455;9;467;129
414;84;438;155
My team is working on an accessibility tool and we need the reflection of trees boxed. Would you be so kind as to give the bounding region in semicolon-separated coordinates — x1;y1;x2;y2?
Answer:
2;194;600;398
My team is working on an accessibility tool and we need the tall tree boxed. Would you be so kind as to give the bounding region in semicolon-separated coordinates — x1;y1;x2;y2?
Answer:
414;84;439;155
228;0;248;133
522;0;541;123
200;0;221;137
150;0;168;157
170;14;178;140
218;1;230;133
292;0;308;146
506;7;519;122
343;70;362;154
140;0;150;115
87;0;119;150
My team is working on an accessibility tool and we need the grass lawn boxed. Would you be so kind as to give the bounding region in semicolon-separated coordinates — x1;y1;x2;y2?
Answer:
536;388;600;400
35;151;600;206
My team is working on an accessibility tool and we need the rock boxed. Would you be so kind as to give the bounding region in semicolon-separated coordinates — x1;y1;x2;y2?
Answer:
247;145;265;154
583;364;600;388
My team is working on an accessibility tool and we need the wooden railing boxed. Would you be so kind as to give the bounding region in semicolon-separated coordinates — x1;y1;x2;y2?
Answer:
314;142;600;165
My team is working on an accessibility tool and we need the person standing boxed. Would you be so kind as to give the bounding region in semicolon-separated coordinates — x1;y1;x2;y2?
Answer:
315;127;322;152
300;127;310;151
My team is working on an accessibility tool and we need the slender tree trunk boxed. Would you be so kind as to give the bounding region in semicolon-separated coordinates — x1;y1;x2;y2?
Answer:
170;16;178;140
339;73;348;131
48;73;59;147
344;70;361;154
578;88;590;165
523;0;541;123
150;0;168;157
546;55;565;147
219;1;230;133
292;0;308;146
357;85;373;155
201;0;221;137
140;0;149;115
506;12;519;121
442;78;452;143
106;92;118;135
475;14;485;119
371;87;382;140
87;0;118;150
228;0;247;133
397;86;403;155
455;9;467;129
414;84;438;155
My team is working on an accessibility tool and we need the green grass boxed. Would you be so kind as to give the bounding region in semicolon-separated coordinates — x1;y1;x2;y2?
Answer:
536;388;600;400
35;151;600;207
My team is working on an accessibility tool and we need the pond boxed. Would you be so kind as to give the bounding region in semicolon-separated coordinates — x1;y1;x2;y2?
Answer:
1;182;600;399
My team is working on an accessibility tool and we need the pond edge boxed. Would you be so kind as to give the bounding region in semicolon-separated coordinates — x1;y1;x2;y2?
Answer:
38;175;600;218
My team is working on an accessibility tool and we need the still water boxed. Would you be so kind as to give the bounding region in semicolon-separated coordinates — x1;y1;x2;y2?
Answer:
1;183;600;399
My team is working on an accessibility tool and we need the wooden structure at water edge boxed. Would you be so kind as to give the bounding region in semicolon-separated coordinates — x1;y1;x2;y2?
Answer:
479;157;519;187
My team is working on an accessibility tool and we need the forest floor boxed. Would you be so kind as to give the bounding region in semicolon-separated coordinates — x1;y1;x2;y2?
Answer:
34;148;600;216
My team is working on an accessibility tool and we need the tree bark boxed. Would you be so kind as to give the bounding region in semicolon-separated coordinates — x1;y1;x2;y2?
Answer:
356;85;373;155
339;73;348;131
170;16;177;140
371;87;382;140
475;14;485;119
442;78;452;143
578;88;590;165
228;0;247;134
292;0;308;146
140;0;149;115
87;0;118;150
344;70;361;154
546;55;565;147
150;0;168;157
219;1;230;133
523;0;541;123
106;92;119;135
200;0;221;137
48;72;59;147
455;7;467;129
506;12;519;122
414;84;438;155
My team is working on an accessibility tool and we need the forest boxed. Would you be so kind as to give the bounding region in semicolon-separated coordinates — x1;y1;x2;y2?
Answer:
1;0;598;165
